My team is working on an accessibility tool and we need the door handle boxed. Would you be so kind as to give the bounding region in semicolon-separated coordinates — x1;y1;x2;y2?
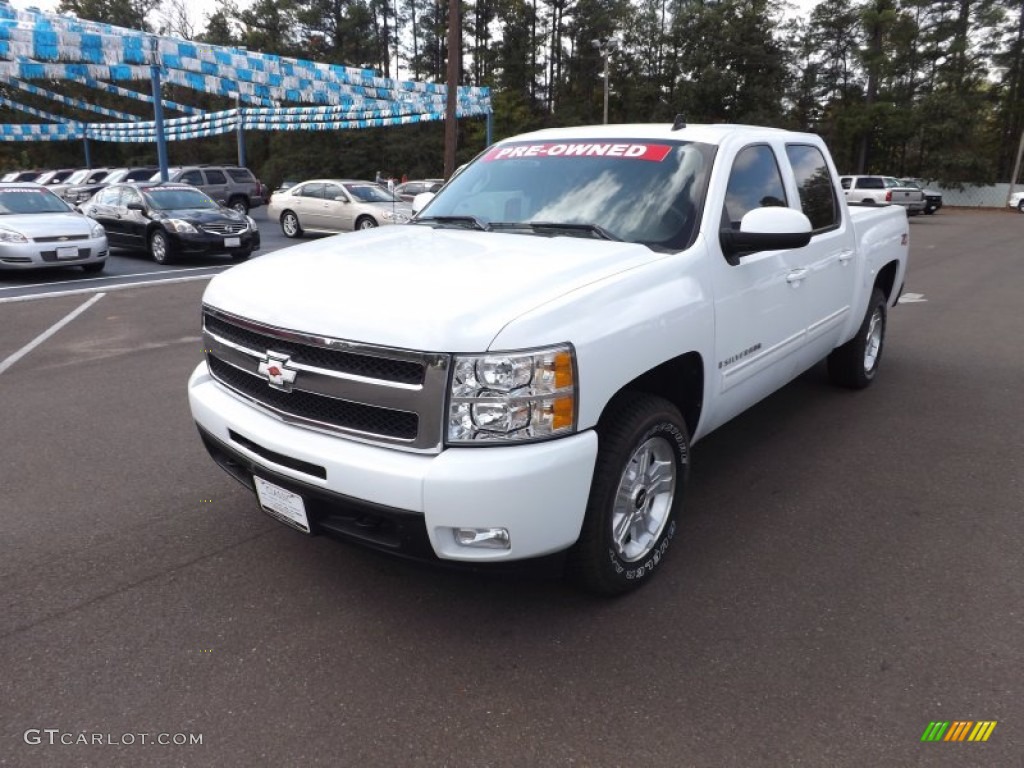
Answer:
786;268;809;284
837;250;854;264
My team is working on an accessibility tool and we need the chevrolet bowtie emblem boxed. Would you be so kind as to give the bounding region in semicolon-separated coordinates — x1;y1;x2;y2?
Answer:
257;352;297;392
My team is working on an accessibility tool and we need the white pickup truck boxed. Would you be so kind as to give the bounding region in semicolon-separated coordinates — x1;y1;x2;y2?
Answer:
188;122;909;594
839;175;926;214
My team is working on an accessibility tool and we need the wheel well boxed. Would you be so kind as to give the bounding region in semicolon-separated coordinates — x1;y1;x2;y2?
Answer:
874;260;899;302
606;352;704;437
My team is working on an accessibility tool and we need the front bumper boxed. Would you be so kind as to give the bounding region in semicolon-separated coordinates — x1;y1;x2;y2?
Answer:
166;228;260;256
0;235;108;269
188;362;598;562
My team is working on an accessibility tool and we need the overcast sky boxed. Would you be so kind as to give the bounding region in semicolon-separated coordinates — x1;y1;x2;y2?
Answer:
13;0;818;36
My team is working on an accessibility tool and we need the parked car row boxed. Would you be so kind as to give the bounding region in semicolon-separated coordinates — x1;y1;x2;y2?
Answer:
2;164;267;212
0;177;260;272
0;170;446;273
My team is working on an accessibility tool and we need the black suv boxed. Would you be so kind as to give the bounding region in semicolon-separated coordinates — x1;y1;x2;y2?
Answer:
153;165;265;214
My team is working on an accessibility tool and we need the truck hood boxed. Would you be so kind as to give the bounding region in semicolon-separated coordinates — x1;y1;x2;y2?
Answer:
203;224;663;351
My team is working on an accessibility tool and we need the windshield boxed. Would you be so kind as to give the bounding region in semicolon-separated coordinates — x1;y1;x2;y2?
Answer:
143;187;219;210
416;139;714;251
0;187;72;214
66;169;92;184
345;183;401;203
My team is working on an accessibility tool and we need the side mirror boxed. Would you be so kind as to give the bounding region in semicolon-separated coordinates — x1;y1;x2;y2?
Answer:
720;207;813;265
412;192;435;215
126;201;144;211
334;196;348;202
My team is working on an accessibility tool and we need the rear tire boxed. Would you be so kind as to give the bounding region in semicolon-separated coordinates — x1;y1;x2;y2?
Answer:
355;216;378;230
828;288;887;389
568;393;689;596
1018;200;1024;213
228;197;249;215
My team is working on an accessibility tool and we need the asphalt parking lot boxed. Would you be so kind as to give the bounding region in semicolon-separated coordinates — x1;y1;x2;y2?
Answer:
1;210;1021;767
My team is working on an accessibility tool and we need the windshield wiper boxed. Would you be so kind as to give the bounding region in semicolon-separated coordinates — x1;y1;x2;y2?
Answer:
490;221;622;241
414;215;489;231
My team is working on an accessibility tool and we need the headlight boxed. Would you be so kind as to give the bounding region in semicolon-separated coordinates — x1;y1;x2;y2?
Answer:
381;210;410;223
89;220;105;238
447;344;577;444
163;219;197;233
0;227;28;243
246;215;258;231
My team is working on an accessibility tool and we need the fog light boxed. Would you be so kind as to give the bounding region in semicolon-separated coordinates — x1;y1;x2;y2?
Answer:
454;527;511;549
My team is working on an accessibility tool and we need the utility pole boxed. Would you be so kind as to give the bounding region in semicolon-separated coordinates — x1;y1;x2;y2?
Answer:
592;37;619;125
1006;129;1024;208
443;0;460;179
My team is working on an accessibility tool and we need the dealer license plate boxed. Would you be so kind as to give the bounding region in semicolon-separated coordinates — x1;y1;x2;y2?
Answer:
56;246;80;260
224;237;241;248
254;476;310;533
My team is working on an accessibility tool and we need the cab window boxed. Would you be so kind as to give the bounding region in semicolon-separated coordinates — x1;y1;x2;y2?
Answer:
723;145;787;227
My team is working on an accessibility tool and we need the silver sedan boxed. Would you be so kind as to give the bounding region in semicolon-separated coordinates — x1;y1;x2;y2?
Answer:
267;179;413;238
0;184;108;272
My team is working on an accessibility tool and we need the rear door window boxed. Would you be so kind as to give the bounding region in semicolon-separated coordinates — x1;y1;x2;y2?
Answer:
786;144;840;231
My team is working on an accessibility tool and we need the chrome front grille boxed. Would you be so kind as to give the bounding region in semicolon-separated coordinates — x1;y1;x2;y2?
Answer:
202;307;450;452
202;223;247;235
34;234;89;243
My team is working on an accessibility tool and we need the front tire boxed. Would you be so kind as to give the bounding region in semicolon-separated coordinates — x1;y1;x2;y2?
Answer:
280;211;303;238
149;229;173;264
827;287;887;389
355;216;378;230
1018;200;1024;213
569;393;689;596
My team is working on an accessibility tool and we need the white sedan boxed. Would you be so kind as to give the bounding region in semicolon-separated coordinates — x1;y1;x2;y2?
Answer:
267;179;413;238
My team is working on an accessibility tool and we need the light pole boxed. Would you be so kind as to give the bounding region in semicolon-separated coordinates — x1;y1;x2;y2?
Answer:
592;37;619;124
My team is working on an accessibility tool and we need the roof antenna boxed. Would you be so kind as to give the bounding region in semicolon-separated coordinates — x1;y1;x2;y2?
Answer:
671;115;687;131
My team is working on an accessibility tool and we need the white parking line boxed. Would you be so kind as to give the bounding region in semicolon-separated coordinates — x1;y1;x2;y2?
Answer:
0;272;219;304
0;265;226;294
0;293;106;375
